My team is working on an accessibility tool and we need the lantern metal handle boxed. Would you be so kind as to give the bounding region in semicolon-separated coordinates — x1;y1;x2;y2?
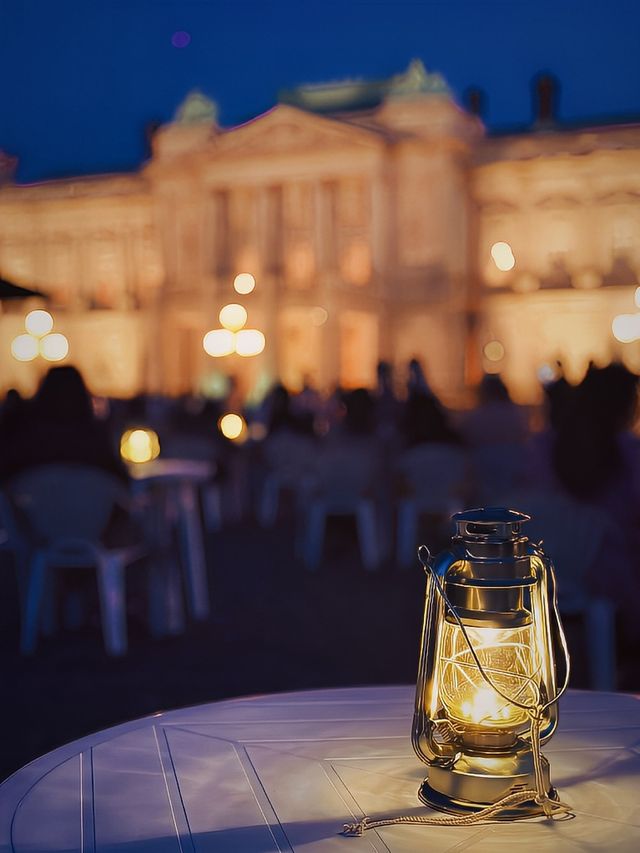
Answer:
411;547;460;765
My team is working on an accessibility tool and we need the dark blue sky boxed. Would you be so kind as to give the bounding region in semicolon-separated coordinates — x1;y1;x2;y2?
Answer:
2;0;639;183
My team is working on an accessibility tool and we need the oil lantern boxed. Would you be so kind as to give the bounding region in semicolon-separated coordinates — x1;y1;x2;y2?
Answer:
412;508;570;818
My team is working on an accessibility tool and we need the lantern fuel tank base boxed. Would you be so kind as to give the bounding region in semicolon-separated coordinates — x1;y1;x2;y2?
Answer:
418;748;557;820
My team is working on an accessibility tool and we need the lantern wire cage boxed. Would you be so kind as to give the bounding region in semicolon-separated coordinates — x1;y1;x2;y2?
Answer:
343;545;573;837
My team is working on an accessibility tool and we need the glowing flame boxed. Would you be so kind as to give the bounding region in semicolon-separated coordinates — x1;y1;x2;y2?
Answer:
460;687;513;724
25;310;54;338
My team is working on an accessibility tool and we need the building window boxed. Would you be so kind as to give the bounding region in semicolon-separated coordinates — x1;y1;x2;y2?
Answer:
264;185;283;274
212;190;230;276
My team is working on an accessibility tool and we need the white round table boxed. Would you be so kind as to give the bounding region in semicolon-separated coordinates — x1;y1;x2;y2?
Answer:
1;686;639;852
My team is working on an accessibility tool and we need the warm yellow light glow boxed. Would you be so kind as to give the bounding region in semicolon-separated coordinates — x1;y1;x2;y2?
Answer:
311;306;328;326
219;303;248;332
635;287;640;309
233;272;256;295
40;333;69;362
483;340;505;362
25;309;54;338
219;413;246;441
438;621;539;729
460;687;512;724
120;428;160;464
235;329;265;357
490;241;516;272
203;328;235;357
612;313;640;343
11;334;39;362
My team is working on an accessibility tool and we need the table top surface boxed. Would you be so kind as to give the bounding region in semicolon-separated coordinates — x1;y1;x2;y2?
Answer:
1;686;639;853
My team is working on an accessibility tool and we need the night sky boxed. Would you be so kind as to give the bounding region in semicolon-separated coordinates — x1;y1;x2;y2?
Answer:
2;0;639;183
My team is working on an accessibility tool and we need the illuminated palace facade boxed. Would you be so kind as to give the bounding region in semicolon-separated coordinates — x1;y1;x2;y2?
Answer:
1;61;639;404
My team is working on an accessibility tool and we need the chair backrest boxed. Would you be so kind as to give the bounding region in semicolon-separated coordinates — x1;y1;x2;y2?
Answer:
315;441;378;504
9;464;127;544
397;444;468;511
264;431;317;480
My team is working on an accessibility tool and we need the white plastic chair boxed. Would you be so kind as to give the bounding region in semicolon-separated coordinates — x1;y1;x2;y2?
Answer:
9;465;145;656
301;442;381;571
507;488;618;691
258;430;317;527
395;444;468;568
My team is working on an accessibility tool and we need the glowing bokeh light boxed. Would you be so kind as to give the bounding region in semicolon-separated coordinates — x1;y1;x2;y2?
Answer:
233;272;256;295
490;241;516;272
483;340;505;362
171;31;191;48
612;313;640;343
120;428;161;464
25;309;54;337
235;329;265;357
11;334;38;362
40;333;69;362
203;328;235;357
310;306;328;326
219;303;248;332
219;413;246;441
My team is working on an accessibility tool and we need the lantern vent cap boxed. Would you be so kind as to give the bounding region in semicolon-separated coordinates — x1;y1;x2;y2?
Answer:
453;507;530;543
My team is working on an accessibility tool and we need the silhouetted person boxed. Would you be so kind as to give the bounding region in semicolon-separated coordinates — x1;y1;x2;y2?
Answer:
402;392;463;448
406;358;433;401
553;363;639;504
375;360;400;440
343;388;376;437
462;373;529;447
543;361;574;430
0;388;26;442
265;383;313;437
0;365;128;484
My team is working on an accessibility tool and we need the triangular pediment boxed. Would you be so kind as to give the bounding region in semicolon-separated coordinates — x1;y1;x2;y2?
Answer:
214;104;385;158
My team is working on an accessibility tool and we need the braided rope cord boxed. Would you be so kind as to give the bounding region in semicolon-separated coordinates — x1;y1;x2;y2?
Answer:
343;546;573;837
